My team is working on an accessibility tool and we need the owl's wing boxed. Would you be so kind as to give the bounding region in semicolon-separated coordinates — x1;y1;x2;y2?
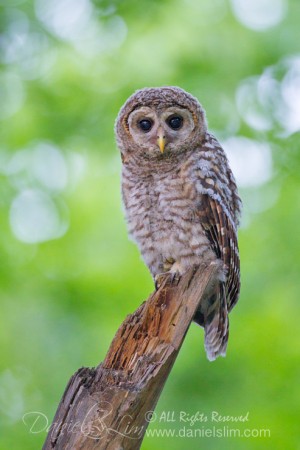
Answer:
198;194;240;311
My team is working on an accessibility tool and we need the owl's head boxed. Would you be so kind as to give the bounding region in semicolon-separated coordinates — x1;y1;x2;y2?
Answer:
115;87;207;161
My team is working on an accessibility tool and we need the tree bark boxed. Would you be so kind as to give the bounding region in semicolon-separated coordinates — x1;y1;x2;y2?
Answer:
43;262;218;450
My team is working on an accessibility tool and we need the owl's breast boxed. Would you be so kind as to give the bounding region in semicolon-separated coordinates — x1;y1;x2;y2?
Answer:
124;171;199;249
151;176;197;251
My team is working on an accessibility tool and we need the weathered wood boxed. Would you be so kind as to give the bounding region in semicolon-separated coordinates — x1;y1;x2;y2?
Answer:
43;262;218;450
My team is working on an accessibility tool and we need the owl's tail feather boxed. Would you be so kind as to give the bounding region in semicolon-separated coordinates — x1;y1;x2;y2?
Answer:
203;282;229;361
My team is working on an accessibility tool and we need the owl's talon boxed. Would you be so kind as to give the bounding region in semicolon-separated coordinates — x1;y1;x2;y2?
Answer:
155;272;168;290
155;270;181;290
170;270;181;285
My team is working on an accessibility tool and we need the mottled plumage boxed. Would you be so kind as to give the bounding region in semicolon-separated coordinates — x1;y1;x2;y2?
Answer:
115;86;242;361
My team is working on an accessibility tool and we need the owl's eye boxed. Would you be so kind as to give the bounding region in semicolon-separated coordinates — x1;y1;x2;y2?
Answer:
167;115;183;130
138;119;153;132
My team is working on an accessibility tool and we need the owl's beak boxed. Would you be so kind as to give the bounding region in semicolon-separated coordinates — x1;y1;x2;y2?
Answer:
157;128;166;153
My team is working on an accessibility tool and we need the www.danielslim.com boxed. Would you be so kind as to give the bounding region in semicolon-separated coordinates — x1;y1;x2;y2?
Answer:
146;426;271;439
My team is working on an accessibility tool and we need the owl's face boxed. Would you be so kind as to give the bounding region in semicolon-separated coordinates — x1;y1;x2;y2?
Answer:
115;87;207;161
127;105;195;155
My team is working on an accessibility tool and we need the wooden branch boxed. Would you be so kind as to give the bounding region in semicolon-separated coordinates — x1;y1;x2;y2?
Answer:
43;262;218;450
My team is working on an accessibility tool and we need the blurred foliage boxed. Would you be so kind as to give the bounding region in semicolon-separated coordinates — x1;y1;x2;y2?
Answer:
0;0;299;449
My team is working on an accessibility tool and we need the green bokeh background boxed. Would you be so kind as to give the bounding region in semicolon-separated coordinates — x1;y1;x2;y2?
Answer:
0;0;299;449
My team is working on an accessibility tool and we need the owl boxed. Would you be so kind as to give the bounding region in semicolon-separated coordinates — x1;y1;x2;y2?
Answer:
115;86;242;361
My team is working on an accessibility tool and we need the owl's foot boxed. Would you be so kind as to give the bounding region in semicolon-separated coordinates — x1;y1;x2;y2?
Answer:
154;269;181;290
163;257;175;272
155;272;168;290
154;260;184;289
